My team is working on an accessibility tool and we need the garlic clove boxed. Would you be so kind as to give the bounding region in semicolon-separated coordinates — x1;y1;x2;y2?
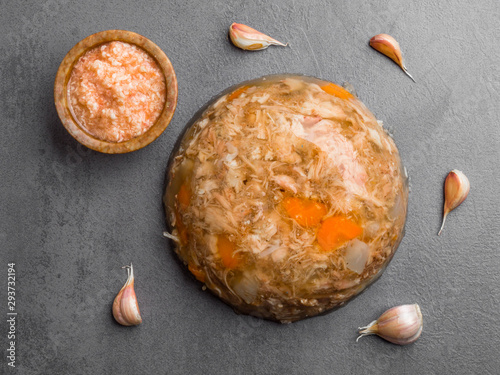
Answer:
112;263;142;326
357;304;423;345
370;34;415;82
438;170;470;235
229;23;287;51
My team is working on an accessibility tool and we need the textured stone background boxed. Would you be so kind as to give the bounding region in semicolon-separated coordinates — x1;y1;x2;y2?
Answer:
1;0;499;374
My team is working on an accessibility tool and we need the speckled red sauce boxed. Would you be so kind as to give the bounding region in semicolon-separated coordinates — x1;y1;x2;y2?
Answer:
68;41;166;143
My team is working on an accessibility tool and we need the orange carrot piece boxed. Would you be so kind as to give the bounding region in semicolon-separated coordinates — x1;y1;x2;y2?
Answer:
217;234;240;269
188;263;206;283
317;216;363;251
320;82;353;100
177;183;191;209
283;197;328;227
228;85;249;101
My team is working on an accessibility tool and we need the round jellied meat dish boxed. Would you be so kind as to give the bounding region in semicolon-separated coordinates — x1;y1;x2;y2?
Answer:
164;75;408;323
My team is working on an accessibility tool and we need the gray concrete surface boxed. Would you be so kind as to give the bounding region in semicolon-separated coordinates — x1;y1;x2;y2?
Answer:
1;0;499;374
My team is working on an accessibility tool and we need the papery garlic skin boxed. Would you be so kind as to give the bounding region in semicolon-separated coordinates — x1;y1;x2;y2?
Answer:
229;23;287;51
112;264;142;326
357;304;423;345
370;34;415;82
438;169;470;235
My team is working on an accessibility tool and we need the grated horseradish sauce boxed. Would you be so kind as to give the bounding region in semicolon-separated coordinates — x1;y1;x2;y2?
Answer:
68;41;166;143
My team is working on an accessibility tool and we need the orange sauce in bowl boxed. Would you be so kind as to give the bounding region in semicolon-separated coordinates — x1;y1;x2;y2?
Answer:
68;41;166;143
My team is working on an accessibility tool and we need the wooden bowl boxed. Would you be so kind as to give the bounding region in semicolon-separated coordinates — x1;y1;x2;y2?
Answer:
54;30;177;154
